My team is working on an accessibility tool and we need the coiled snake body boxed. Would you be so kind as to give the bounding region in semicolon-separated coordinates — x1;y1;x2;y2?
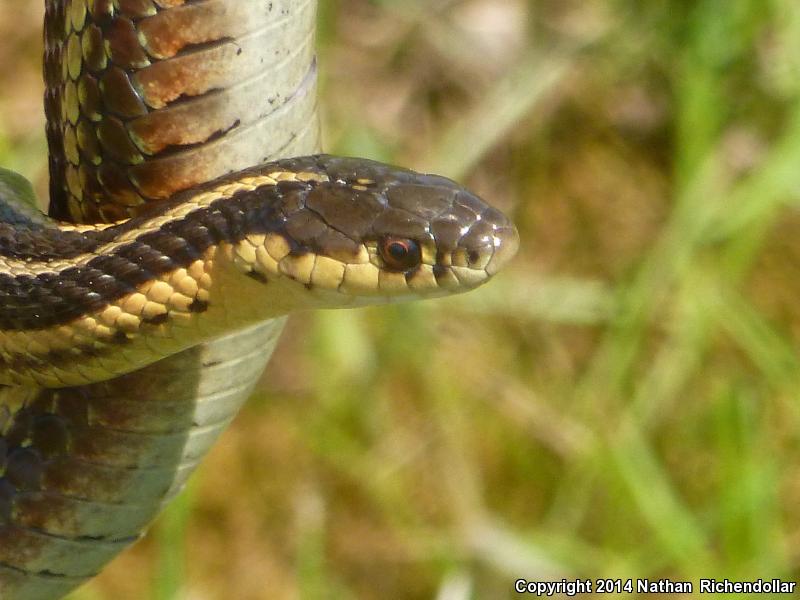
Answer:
0;2;518;598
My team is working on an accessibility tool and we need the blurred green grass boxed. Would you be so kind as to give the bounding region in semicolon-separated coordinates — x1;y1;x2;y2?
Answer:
3;0;800;598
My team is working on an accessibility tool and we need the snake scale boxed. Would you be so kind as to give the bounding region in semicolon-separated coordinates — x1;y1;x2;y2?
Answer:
0;1;518;598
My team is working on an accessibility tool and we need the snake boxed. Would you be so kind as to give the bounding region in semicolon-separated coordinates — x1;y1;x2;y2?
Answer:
0;1;518;599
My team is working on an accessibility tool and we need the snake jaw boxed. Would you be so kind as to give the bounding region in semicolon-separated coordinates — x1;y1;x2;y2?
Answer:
235;217;518;307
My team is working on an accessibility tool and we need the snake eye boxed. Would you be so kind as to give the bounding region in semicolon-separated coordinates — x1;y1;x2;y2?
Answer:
379;237;422;271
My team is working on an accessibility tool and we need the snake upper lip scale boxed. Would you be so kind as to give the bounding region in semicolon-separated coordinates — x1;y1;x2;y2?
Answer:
0;1;519;598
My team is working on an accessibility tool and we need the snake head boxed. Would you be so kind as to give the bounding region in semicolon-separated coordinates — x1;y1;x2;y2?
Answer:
232;155;519;307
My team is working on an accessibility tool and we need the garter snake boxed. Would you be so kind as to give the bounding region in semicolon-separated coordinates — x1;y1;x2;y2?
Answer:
0;1;518;598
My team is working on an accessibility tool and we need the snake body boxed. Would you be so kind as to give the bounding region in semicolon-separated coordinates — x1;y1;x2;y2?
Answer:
0;2;517;599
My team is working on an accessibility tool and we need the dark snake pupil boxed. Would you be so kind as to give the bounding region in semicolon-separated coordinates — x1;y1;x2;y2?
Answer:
389;243;408;259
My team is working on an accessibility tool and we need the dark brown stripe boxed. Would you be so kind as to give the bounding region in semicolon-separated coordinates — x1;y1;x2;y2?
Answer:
0;159;349;330
3;156;330;261
0;183;290;331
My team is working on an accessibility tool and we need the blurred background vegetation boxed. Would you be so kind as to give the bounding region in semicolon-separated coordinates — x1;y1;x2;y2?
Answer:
3;0;800;598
